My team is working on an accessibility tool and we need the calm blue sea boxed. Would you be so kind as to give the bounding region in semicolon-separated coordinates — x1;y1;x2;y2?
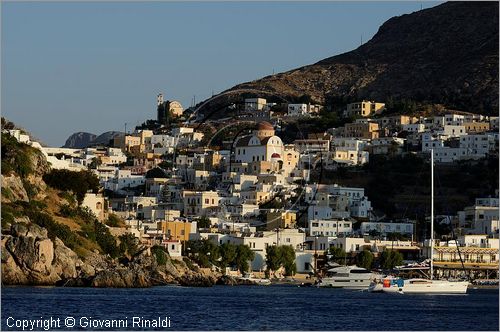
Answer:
1;285;498;331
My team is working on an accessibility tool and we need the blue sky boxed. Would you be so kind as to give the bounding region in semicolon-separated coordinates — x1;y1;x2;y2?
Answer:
2;1;440;146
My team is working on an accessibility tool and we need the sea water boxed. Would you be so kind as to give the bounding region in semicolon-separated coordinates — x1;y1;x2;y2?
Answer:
1;285;498;330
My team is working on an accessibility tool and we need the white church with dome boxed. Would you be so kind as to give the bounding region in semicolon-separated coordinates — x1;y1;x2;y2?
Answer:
234;121;284;164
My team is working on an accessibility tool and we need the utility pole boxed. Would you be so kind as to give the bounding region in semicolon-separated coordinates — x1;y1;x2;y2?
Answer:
314;235;318;274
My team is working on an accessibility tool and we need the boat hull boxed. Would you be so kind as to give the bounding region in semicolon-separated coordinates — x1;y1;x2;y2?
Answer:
238;277;271;285
382;279;469;294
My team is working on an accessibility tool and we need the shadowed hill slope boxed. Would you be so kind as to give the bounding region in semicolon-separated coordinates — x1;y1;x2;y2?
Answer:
201;2;498;116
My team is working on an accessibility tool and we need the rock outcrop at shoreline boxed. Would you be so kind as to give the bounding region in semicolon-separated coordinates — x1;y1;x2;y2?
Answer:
2;222;93;286
1;222;222;288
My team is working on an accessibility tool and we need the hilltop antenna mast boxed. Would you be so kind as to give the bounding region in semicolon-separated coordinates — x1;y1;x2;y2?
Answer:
360;34;363;46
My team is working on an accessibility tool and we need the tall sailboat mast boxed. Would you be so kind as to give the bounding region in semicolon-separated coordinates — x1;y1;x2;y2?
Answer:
430;149;434;280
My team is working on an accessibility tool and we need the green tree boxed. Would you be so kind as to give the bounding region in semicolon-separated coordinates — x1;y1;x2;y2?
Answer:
219;242;237;270
88;157;102;170
43;169;100;203
151;245;169;265
265;245;282;273
185;239;220;268
235;244;255;274
379;250;404;270
1;133;35;178
145;167;169;179
106;214;124;227
94;221;120;258
328;246;346;264
118;233;139;258
356;250;374;270
196;217;212;229
265;245;296;277
281;245;297;276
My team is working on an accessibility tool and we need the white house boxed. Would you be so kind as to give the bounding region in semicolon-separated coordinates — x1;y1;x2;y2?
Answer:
245;98;267;111
229;229;306;271
308;219;353;237
82;193;106;222
163;240;182;257
402;123;426;133
287;104;308;116
104;169;145;191
360;221;414;237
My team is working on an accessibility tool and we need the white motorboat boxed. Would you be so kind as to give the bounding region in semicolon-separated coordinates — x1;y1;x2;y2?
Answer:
381;150;469;295
318;265;379;289
238;273;271;286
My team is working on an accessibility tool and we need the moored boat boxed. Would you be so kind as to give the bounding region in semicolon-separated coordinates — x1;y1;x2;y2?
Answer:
368;275;397;292
381;278;469;294
381;150;469;295
237;273;272;285
317;265;380;289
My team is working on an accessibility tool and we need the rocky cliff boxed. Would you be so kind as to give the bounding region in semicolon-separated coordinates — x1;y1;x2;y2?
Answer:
1;221;221;287
63;131;124;149
2;222;90;285
199;2;498;116
1;125;222;288
63;132;97;149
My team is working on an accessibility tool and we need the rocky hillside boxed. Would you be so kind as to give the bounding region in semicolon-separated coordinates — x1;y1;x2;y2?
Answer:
1;128;224;287
63;132;97;148
200;2;498;116
90;131;123;147
63;131;123;148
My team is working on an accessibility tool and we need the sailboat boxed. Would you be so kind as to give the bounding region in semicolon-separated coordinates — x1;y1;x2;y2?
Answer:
381;149;469;294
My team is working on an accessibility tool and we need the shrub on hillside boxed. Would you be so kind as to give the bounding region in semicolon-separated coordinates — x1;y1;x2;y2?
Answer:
106;214;124;227
94;221;119;258
151;245;169;265
118;233;139;258
1;133;34;178
27;210;79;249
43;169;100;203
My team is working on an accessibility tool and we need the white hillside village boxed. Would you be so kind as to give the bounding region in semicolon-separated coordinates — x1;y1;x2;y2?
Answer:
4;93;499;285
